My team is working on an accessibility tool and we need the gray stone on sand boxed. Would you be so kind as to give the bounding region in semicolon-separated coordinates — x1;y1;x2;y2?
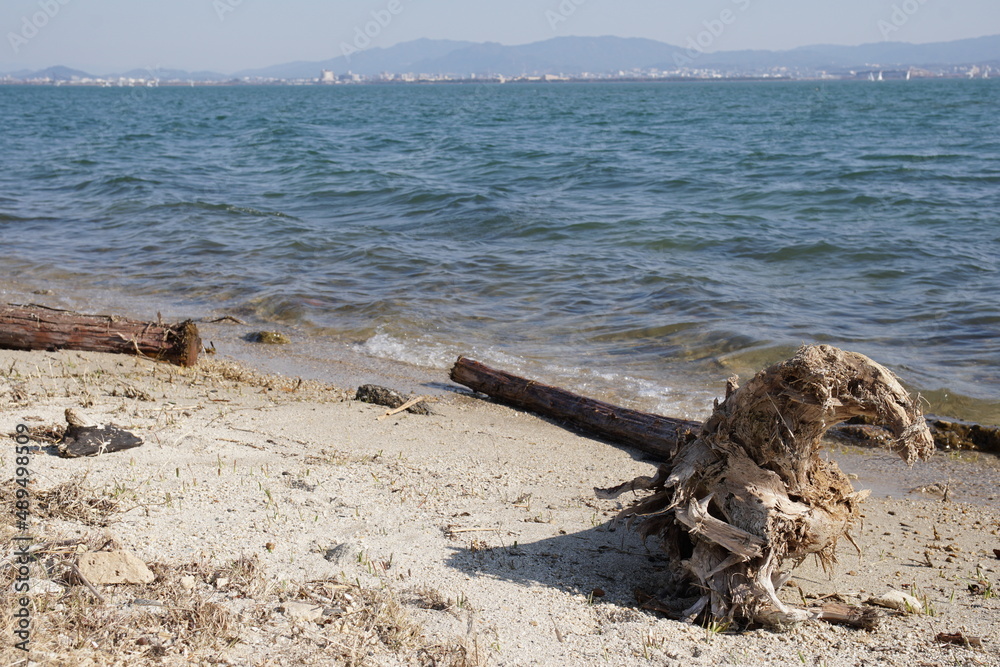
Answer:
323;543;355;566
354;384;431;415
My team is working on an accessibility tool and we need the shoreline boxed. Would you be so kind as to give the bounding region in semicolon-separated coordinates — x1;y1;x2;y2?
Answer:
2;348;999;665
2;279;998;428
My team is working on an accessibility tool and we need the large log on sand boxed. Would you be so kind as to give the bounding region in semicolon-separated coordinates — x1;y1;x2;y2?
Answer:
450;356;701;460
0;304;200;367
451;346;935;628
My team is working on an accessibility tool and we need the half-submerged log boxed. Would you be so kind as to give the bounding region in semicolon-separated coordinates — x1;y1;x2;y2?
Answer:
450;356;700;461
452;357;994;458
830;415;1000;454
601;345;934;627
926;417;1000;453
0;304;200;367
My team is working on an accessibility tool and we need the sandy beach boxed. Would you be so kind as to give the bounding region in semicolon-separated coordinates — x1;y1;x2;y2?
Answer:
2;348;999;666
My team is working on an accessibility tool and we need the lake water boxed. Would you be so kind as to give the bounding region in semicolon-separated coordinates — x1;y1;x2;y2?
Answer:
1;80;997;423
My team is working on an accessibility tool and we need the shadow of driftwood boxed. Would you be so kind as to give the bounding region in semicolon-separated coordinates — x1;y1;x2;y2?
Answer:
443;517;683;613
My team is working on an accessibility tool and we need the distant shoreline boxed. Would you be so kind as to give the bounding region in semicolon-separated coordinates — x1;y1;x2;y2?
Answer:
3;74;995;87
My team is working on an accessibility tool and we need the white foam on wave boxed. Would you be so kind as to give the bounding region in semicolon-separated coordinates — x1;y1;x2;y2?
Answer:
543;365;717;421
357;331;457;369
358;329;536;374
358;330;717;419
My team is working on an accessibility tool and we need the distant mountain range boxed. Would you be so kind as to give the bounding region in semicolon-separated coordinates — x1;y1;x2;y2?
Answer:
235;38;475;80
4;34;999;81
236;34;1000;78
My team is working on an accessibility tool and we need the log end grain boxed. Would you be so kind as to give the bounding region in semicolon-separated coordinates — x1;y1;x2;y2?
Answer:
167;320;201;367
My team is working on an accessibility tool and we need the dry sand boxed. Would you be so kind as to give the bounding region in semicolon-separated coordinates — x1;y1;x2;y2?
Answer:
2;349;999;666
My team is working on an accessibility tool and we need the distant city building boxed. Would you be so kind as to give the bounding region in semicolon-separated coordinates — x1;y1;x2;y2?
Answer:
320;70;336;84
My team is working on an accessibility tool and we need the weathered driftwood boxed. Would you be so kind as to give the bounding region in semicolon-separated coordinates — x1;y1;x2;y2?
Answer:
59;408;144;458
816;603;882;631
0;304;200;367
451;346;934;628
450;356;700;461
600;345;934;627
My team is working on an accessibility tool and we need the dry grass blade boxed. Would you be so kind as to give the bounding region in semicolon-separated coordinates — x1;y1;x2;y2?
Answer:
21;423;66;443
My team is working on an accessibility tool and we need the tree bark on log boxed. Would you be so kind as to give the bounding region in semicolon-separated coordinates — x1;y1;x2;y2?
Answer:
450;346;935;628
450;356;700;461
0;304;200;367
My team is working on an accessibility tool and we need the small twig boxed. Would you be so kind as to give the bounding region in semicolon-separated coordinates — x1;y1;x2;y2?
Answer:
69;562;107;603
444;527;495;536
204;315;247;325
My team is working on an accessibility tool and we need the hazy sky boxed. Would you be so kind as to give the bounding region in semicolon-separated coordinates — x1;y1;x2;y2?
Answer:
3;0;999;74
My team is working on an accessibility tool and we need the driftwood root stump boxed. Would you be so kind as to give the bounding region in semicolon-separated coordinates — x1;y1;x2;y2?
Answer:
599;345;934;627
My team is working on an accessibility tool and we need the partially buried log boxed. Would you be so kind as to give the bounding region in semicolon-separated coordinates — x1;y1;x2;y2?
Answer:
450;357;700;461
59;408;144;458
0;304;200;367
450;345;935;628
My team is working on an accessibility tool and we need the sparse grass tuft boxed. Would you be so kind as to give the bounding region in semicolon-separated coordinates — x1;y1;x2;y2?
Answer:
33;476;121;526
0;473;120;529
703;618;731;643
409;586;474;614
194;358;350;402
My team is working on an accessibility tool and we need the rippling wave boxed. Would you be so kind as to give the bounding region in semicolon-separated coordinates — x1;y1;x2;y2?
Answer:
1;80;998;422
